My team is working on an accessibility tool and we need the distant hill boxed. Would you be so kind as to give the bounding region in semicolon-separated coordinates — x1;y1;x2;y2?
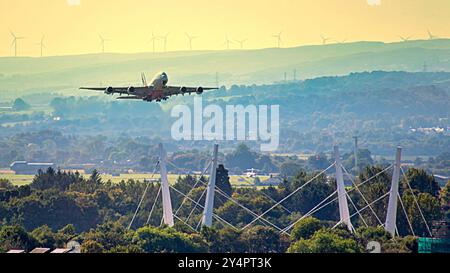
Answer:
1;39;450;100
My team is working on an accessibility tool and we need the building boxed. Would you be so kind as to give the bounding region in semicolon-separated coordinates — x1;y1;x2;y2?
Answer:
10;161;55;175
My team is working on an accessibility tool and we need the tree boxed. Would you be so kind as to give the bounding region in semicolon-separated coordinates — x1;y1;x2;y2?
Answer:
441;180;450;221
216;164;232;197
291;217;323;241
201;226;243;253
240;226;285;253
133;226;205;253
357;166;391;226
402;168;440;197
12;98;31;111
81;239;105;253
225;143;257;171
399;191;442;237
31;225;59;248
288;228;362;253
0;179;14;190
0;225;38;252
283;171;337;220
280;162;303;178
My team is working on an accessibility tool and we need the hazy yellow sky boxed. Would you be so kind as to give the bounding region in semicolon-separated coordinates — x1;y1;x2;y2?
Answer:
0;0;449;57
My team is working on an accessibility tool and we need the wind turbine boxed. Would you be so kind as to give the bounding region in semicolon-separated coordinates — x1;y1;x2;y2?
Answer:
272;32;282;48
149;31;160;53
427;29;439;40
158;32;170;52
98;34;111;53
321;35;331;45
339;38;348;44
235;38;248;49
222;34;233;50
399;35;412;42
186;33;198;51
35;35;45;57
10;31;25;57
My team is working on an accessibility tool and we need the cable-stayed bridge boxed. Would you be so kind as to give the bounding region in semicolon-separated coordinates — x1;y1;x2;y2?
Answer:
128;143;432;238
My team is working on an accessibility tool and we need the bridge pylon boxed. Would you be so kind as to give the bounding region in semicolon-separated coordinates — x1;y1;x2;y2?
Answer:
334;146;353;232
159;143;174;227
202;144;219;227
385;147;402;237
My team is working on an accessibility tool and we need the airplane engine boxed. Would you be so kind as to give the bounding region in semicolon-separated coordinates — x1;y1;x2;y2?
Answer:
180;87;187;93
127;86;135;93
196;87;204;95
105;87;114;95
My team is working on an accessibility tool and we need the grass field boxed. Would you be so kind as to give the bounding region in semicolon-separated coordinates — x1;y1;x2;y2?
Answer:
0;173;269;187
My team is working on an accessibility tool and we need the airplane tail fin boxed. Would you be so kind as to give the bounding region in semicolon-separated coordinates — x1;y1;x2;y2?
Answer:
141;73;148;87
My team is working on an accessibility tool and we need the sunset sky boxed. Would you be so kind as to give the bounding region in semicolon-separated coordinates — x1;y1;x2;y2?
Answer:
0;0;449;57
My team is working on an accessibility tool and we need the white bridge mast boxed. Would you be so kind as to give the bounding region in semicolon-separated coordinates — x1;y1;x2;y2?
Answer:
159;143;174;227
385;147;402;237
334;146;353;232
202;144;219;227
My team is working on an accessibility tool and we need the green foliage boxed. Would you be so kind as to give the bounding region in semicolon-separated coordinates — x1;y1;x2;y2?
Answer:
355;226;391;244
399;191;442;237
0;225;38;252
216;164;232;197
201;226;244;253
282;171;337;220
80;221;137;253
240;226;287;253
132;226;206;253
288;228;362;253
0;179;14;190
291;217;323;241
12;98;31;111
402;168;440;197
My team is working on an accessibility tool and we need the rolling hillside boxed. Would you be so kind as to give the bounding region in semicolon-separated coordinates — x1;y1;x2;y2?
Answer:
1;39;450;100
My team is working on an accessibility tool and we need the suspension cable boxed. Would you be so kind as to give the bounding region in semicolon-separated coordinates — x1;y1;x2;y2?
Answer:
280;164;393;234
342;165;384;225
172;160;212;216
169;185;239;231
346;192;369;228
347;192;390;223
127;160;160;230
185;187;208;223
400;167;432;237
236;175;292;214
280;190;337;234
169;159;283;231
146;185;162;225
242;163;336;231
398;192;416;237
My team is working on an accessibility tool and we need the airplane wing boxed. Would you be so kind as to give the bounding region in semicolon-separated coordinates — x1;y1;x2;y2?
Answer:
79;87;147;95
165;86;218;96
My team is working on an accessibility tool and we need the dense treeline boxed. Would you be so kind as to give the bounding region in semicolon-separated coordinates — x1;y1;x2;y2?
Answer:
1;131;449;177
0;164;448;253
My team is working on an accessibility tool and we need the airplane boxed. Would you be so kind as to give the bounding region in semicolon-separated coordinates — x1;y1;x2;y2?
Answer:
244;168;260;178
80;72;217;102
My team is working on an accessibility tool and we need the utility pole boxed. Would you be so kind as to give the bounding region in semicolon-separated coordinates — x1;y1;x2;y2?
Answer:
284;72;287;83
423;62;428;73
293;69;297;81
385;147;402;237
353;136;358;173
202;144;219;227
